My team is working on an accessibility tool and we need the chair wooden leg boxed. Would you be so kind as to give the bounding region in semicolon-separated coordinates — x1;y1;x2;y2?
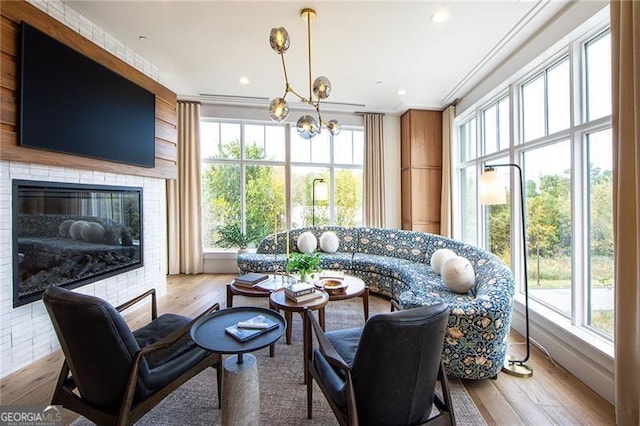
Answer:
307;367;313;419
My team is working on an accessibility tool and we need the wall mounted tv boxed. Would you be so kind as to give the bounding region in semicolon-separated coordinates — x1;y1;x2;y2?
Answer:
19;22;156;168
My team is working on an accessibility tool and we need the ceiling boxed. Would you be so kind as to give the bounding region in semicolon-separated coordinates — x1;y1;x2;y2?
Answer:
67;1;572;114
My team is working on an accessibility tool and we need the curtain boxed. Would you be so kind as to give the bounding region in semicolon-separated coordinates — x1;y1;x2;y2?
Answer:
363;113;386;227
166;101;203;274
611;1;639;424
440;105;455;237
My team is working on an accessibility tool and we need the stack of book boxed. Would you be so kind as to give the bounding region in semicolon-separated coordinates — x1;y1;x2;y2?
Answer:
225;314;279;342
319;270;345;280
284;282;322;303
233;272;269;289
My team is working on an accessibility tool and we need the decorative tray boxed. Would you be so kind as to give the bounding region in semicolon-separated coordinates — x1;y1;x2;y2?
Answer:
315;279;348;294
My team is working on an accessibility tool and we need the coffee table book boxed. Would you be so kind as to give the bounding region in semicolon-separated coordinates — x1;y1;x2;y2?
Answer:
285;289;323;303
234;273;269;288
284;282;315;298
224;314;279;342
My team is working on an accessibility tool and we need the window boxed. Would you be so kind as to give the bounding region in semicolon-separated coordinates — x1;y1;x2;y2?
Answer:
201;121;364;249
455;27;613;341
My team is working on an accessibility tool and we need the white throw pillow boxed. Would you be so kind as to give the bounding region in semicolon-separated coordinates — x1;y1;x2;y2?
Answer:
319;231;339;253
297;231;318;254
441;256;475;294
430;248;457;275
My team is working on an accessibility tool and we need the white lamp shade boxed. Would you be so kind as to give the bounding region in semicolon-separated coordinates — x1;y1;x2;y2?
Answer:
314;180;329;201
479;169;507;205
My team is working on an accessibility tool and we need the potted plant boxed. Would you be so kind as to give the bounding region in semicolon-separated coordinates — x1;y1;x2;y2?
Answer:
286;252;321;282
215;223;259;253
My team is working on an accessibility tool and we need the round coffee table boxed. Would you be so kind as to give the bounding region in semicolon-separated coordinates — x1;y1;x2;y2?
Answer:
318;274;369;321
191;307;286;425
226;275;286;308
269;288;329;383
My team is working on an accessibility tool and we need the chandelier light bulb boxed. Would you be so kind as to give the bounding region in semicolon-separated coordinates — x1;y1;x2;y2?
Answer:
327;120;341;136
313;76;332;99
268;97;289;122
269;27;290;53
296;115;319;139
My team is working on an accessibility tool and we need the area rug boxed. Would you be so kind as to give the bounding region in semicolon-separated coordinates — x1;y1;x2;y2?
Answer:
72;295;486;425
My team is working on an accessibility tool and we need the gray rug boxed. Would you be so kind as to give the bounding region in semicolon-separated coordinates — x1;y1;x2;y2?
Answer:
72;296;486;425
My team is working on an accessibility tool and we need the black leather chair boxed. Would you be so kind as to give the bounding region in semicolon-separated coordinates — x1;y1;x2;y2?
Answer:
306;303;455;426
43;286;222;426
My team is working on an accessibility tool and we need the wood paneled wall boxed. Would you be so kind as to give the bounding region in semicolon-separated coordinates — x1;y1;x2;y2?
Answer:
0;1;177;179
401;109;442;233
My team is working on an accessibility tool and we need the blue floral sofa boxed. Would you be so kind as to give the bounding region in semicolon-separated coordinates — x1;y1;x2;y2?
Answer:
237;226;515;380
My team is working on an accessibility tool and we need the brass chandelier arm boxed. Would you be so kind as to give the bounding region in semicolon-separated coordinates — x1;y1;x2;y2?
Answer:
307;10;313;102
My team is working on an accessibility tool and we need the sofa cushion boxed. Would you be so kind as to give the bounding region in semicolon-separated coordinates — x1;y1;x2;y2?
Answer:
441;256;475;294
317;252;353;271
297;231;318;254
352;253;413;278
357;228;430;263
319;231;340;253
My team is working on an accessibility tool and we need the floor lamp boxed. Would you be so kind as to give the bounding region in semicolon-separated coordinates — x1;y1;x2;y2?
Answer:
479;163;533;378
312;178;328;227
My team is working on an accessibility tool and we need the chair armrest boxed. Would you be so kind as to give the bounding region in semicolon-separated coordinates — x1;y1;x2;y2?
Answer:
307;310;350;373
116;288;157;320
390;298;401;312
119;302;221;415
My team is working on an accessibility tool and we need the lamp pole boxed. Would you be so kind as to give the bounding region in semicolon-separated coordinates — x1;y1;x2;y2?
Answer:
484;163;533;378
312;178;325;227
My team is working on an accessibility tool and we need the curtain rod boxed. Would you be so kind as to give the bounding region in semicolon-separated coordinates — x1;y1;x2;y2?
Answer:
354;111;386;116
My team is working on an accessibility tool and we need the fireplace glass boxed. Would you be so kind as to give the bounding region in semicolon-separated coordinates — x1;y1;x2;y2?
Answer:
13;180;143;307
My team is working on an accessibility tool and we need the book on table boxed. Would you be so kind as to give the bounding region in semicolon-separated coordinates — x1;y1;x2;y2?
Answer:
233;272;269;288
224;314;279;342
284;282;315;298
285;289;323;303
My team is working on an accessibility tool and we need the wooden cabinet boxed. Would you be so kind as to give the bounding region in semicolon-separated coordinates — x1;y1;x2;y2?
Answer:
401;109;442;234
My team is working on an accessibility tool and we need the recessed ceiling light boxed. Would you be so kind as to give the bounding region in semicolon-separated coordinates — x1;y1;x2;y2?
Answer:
431;10;449;23
138;35;148;40
239;77;250;85
397;89;407;96
376;80;384;85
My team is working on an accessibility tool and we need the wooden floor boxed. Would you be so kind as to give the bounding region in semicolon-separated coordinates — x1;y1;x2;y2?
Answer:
0;274;615;425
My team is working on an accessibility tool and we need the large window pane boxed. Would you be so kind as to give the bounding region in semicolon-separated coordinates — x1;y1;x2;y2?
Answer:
483;105;498;155
524;142;572;316
585;31;612;121
244;124;286;162
246;165;286;243
201;122;220;159
548;58;570;134
291;167;329;228
335;168;363;227
498;97;510;151
460;166;477;244
201;163;241;249
522;74;545;142
218;123;241;159
312;132;331;164
587;129;613;337
458;119;476;162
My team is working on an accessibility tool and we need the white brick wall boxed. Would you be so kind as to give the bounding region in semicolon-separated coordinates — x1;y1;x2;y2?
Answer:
26;0;162;82
0;162;167;377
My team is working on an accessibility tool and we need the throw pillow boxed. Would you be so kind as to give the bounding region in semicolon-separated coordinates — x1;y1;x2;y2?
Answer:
58;219;75;238
297;231;318;254
319;231;339;253
441;256;475;293
81;222;106;243
430;248;457;275
69;220;90;241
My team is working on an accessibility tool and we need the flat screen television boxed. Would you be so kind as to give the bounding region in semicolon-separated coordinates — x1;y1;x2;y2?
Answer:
19;22;156;168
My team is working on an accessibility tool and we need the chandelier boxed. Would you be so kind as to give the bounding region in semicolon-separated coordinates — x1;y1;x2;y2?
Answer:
268;8;341;139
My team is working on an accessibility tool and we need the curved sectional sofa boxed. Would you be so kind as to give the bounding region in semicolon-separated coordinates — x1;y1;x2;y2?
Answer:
237;226;515;380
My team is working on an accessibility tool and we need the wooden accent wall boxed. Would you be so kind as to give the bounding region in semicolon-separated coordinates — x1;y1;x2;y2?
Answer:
400;109;442;234
0;1;177;179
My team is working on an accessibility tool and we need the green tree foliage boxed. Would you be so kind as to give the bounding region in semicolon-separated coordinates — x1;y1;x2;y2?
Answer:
202;142;284;247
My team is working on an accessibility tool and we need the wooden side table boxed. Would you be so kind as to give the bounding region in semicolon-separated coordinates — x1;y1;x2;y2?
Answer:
190;307;285;426
269;288;329;383
321;275;369;321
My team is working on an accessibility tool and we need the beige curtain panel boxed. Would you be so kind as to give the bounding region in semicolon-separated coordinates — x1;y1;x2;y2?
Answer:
611;1;639;424
167;101;203;274
363;113;386;227
440;105;455;238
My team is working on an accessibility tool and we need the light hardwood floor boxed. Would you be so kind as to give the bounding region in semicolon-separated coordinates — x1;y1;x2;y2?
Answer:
0;274;615;425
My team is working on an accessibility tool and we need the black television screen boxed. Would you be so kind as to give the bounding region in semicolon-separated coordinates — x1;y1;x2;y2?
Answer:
19;22;156;168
